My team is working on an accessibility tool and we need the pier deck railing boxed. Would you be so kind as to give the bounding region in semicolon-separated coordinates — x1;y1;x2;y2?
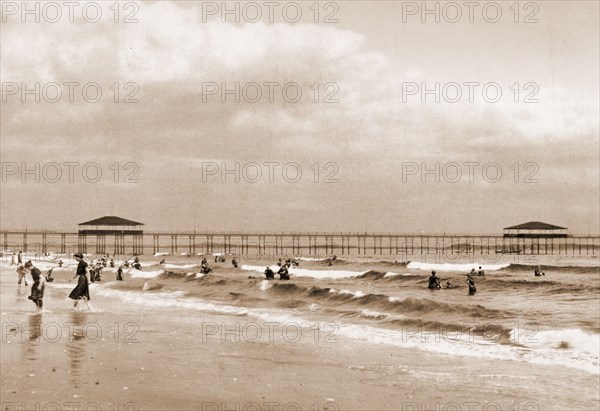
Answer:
1;230;598;257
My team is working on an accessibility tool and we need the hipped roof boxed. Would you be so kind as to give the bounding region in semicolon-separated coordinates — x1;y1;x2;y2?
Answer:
79;216;144;226
504;221;566;230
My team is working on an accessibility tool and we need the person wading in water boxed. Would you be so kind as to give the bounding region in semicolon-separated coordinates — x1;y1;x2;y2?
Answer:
69;253;90;308
25;261;45;310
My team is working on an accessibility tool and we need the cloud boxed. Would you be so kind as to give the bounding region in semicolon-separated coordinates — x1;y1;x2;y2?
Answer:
1;1;598;233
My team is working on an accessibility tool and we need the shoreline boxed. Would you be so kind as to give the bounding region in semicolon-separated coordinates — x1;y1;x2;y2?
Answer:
2;279;599;410
1;256;599;411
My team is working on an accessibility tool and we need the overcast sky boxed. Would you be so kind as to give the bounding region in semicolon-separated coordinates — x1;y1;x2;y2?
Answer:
1;1;598;234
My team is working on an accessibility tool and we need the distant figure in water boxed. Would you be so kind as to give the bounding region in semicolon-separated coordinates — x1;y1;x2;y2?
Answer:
116;266;124;281
18;250;23;264
328;255;337;266
445;280;453;289
69;253;90;308
25;261;45;310
159;259;166;265
231;258;238;268
277;258;283;267
58;259;64;268
110;258;115;268
428;270;441;289
201;263;212;274
10;253;16;266
467;276;476;295
291;259;299;267
16;264;28;286
477;266;485;276
534;265;545;277
278;265;290;280
45;268;54;282
133;262;142;270
93;265;102;281
201;257;208;266
470;268;476;276
264;266;275;279
89;265;96;283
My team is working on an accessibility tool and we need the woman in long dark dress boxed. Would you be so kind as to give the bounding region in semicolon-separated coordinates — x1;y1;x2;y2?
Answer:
69;253;90;307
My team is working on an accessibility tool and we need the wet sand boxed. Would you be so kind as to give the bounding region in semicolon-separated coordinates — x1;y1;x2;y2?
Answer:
1;266;599;410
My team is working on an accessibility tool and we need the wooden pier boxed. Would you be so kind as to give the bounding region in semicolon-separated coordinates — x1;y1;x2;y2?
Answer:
0;230;598;258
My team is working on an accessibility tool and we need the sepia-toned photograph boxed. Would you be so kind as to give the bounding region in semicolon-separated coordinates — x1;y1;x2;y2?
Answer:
1;1;599;410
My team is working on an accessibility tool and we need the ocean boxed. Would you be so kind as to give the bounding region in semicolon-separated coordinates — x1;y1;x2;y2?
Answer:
5;251;598;379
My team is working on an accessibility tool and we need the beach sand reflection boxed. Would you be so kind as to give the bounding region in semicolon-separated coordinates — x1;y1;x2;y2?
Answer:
66;310;87;386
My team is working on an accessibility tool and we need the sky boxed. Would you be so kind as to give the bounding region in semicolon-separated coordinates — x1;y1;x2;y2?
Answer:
1;0;598;234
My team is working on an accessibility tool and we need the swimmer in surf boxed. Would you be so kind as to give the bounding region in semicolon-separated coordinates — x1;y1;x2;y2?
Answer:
428;270;441;289
278;265;290;280
467;276;476;295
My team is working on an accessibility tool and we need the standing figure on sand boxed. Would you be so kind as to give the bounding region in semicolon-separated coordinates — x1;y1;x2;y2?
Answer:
69;253;90;308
